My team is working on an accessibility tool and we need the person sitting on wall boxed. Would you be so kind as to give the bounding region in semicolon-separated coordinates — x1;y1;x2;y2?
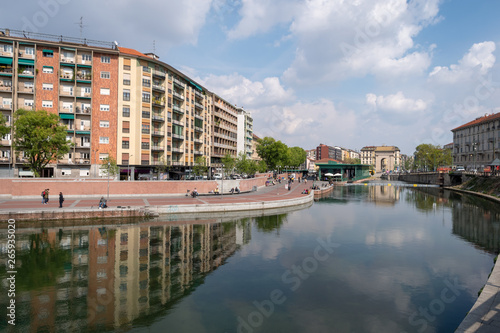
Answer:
99;197;107;209
235;187;240;194
191;188;199;197
215;186;220;195
229;188;235;194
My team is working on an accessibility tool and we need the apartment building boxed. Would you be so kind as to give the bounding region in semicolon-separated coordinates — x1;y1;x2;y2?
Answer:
211;94;238;169
236;108;253;158
0;29;118;178
0;29;250;179
451;112;500;171
116;47;211;179
316;144;342;161
251;133;261;161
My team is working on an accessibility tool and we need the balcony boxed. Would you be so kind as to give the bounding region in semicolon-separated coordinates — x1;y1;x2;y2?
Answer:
172;119;183;126
172;133;184;140
172;91;184;101
153;70;165;78
76;106;91;114
173;78;184;88
194;138;203;144
194;113;203;120
171;147;183;153
194;125;203;133
152;98;165;107
152;114;164;122
77;142;91;148
152;130;164;136
152;84;165;92
76;73;92;81
151;145;164;151
0;67;12;76
60;56;75;64
0;82;12;91
18;51;35;59
195;102;203;110
172;105;184;115
195;90;203;98
194;150;203;155
17;84;34;94
171;161;183;166
59;89;74;97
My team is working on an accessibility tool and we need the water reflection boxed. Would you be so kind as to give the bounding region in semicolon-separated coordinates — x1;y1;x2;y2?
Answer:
1;186;499;332
0;219;260;332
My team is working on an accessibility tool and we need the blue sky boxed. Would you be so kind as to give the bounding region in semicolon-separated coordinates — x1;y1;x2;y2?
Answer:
2;0;500;155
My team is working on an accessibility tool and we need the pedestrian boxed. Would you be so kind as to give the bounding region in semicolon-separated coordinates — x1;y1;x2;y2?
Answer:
59;192;64;208
41;189;45;204
44;189;49;204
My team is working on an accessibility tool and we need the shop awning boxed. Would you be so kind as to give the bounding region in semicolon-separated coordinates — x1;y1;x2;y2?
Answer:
76;131;90;135
60;113;74;119
42;49;53;54
18;58;34;66
0;57;13;65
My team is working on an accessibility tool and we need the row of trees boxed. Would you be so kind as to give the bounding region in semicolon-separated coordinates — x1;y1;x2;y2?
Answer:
255;137;306;170
413;143;452;171
2;110;304;178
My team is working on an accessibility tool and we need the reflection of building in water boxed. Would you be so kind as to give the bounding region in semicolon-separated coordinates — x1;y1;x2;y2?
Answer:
2;220;246;332
366;186;401;206
451;199;500;253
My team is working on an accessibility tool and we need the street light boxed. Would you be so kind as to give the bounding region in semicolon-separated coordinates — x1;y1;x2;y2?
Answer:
128;154;133;181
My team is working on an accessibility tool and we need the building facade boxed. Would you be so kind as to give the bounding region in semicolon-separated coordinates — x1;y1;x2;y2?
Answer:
316;144;342;161
451;112;500;171
0;29;243;179
236;108;253;158
360;145;401;172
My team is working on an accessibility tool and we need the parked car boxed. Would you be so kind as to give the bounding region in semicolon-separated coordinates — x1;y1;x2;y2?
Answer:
213;173;222;180
455;166;465;172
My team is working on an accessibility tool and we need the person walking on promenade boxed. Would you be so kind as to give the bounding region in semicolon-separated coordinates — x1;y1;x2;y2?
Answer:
44;189;50;204
59;192;64;208
41;189;45;204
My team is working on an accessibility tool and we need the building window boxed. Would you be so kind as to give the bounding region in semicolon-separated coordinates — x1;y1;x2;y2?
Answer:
100;104;110;111
82;54;92;62
42;83;53;91
123;65;131;71
142;78;150;87
123;107;130;117
25;47;34;55
99;153;109;160
142;92;150;103
122;141;129;149
100;88;110;95
3;45;13;54
42;50;53;58
42;66;53;74
123;89;130;101
100;71;110;79
99;137;109;144
42;100;53;108
100;121;109;128
101;56;110;63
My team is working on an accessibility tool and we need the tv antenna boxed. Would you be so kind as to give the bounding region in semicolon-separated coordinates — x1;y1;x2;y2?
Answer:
75;17;88;38
153;40;156;54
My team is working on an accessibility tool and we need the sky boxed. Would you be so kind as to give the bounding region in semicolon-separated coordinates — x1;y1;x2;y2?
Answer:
2;0;500;155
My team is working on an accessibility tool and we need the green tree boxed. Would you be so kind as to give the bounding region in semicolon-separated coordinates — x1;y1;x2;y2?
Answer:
0;113;9;139
257;160;268;173
100;156;120;177
13;109;72;177
345;157;361;164
414;144;451;171
221;153;236;175
256;137;289;169
287;146;307;167
193;156;208;176
155;155;171;180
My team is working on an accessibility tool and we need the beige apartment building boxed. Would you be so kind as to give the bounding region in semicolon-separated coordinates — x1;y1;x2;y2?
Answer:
210;94;238;170
237;108;253;158
361;145;401;172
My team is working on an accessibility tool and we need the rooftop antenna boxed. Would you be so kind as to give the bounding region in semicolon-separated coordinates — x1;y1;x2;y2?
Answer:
75;16;88;38
153;40;156;54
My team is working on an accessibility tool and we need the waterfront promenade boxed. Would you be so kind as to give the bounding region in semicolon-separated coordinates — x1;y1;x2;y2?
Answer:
0;179;320;222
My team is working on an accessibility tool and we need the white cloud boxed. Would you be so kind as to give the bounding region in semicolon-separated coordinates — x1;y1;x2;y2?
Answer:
198;73;294;108
366;91;428;113
429;41;496;84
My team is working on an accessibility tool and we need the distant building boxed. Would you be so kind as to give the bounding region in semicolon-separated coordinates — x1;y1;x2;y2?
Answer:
306;149;316;160
316;144;342;161
251;134;261;161
451;112;500;170
361;145;401;173
237;108;253;158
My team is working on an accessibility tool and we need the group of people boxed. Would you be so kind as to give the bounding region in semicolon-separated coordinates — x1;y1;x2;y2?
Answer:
41;189;65;208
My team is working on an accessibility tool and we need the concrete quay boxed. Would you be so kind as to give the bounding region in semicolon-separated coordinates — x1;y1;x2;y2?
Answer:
456;256;500;332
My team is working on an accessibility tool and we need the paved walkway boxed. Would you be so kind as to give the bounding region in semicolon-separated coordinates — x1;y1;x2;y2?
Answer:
0;180;317;213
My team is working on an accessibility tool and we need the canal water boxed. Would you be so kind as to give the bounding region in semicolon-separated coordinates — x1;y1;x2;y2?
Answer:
1;184;499;333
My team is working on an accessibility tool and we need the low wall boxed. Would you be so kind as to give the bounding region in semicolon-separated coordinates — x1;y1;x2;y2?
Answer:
0;176;268;199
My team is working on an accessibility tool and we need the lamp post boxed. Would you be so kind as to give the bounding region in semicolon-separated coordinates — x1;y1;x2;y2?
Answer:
473;142;478;173
128;154;133;181
221;163;224;199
